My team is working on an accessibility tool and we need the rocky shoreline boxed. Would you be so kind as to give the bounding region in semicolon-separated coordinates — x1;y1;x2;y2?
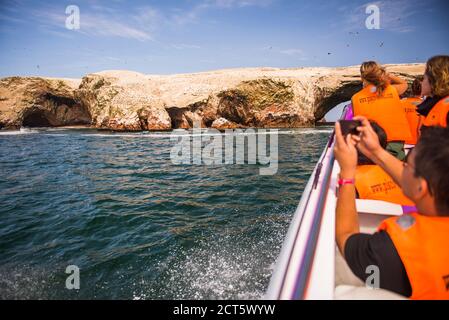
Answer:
0;64;425;131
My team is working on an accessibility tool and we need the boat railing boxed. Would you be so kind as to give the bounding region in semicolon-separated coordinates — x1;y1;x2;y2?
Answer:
265;101;352;300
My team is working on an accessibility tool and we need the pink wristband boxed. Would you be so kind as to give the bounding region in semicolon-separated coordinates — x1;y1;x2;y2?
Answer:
338;178;355;186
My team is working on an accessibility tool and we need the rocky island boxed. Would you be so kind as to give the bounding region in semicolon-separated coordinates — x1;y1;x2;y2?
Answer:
0;64;425;131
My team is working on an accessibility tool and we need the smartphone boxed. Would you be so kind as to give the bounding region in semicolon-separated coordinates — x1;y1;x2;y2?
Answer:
338;120;361;136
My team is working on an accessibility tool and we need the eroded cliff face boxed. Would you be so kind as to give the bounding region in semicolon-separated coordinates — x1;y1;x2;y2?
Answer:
0;77;90;129
0;64;425;131
74;71;172;131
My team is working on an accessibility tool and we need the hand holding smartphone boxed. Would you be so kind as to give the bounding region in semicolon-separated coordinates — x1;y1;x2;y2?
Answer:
338;120;362;136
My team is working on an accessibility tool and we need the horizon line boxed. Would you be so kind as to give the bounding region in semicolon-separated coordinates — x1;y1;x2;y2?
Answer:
0;62;426;80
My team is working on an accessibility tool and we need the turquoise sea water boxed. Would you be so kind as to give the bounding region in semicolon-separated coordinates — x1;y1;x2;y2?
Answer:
0;127;331;299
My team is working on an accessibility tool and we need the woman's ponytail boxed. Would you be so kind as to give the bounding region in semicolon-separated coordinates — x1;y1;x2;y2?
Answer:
360;61;389;96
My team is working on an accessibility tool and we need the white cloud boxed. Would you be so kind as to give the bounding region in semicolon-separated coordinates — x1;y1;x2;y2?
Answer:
279;48;308;61
211;0;274;8
171;44;202;50
169;0;275;25
279;49;304;56
1;0;276;41
170;5;205;25
105;56;121;61
28;5;160;41
79;15;154;41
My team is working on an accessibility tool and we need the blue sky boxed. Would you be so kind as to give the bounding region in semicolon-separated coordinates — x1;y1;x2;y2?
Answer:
0;0;448;78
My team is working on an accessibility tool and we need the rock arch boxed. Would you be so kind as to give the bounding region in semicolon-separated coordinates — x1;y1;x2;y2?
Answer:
313;81;362;122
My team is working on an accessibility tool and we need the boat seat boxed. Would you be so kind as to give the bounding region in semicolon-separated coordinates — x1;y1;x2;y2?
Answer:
334;248;407;300
356;199;403;216
335;247;364;287
334;231;409;300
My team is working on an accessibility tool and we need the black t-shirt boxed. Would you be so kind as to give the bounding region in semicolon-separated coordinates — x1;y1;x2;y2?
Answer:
344;231;412;297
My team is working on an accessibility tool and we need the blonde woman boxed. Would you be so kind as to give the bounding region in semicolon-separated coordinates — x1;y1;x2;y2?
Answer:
352;61;411;160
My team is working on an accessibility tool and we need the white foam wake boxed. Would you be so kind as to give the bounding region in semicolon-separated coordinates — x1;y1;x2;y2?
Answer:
0;128;332;137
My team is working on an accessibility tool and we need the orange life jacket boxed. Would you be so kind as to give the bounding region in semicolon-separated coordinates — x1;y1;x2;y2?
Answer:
421;96;449;128
379;213;449;300
401;97;423;145
355;165;414;206
352;85;412;142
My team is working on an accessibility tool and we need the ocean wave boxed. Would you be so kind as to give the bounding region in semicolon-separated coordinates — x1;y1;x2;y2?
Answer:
0;128;38;135
1;128;332;137
75;129;333;138
0;128;326;299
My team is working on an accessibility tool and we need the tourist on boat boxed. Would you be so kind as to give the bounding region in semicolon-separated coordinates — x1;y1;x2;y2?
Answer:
355;121;414;206
334;116;449;299
352;61;411;160
418;55;449;132
402;76;424;145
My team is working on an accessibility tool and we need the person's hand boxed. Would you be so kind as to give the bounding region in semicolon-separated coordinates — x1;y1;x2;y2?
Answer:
351;116;383;161
334;121;358;179
386;72;399;84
